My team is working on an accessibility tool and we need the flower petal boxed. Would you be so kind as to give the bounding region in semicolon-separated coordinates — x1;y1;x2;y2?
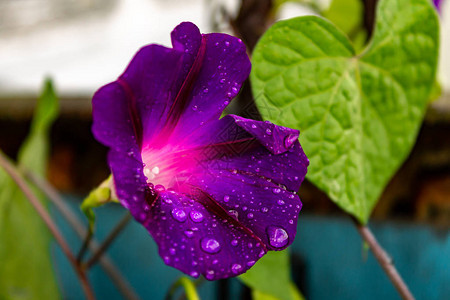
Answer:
140;190;267;280
167;33;251;142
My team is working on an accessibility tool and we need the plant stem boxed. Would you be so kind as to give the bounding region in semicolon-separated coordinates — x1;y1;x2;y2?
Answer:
77;227;94;262
0;151;95;300
352;218;415;300
85;213;132;268
25;171;141;300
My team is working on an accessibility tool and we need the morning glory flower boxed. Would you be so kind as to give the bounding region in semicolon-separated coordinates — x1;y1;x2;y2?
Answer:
92;22;309;280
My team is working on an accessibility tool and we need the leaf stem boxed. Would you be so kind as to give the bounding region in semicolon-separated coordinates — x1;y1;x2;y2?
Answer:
0;151;96;300
85;213;133;269
25;171;141;300
352;218;415;300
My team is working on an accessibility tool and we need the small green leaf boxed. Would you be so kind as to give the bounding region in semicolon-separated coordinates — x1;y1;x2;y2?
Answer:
239;251;304;300
81;175;117;230
0;79;60;299
251;0;439;223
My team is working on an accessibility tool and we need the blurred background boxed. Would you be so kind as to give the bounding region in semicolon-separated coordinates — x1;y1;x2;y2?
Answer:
0;0;449;299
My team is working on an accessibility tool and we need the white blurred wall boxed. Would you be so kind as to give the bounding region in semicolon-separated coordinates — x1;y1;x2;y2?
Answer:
0;0;448;97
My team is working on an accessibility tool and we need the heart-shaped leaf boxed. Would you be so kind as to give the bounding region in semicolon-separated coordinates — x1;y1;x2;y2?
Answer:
251;0;439;223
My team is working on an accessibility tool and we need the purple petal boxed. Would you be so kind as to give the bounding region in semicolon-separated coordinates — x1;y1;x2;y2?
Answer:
167;32;251;143
92;82;139;156
139;190;267;280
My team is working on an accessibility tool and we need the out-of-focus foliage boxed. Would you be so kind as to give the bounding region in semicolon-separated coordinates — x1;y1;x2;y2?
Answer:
239;250;304;300
0;79;60;299
251;0;439;223
323;0;367;51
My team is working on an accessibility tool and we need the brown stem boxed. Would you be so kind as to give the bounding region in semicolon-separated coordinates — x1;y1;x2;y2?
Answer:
85;213;133;269
0;151;96;300
25;171;141;300
77;228;94;262
352;218;415;300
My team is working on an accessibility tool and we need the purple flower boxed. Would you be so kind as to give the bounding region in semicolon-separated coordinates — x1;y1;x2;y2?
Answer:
433;0;443;13
92;22;309;280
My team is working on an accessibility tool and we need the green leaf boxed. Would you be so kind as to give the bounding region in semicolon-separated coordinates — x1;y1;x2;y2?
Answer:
0;79;60;299
239;251;304;300
251;0;439;223
323;0;363;37
80;175;117;230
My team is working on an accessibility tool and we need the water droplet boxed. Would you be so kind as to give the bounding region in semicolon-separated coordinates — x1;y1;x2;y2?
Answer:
206;270;215;280
224;195;230;202
231;86;238;94
220;78;226;84
151;166;160;174
247;260;255;267
171;208;187;222
169;248;176;255
225;41;230;46
289;219;294;225
190;271;199;277
190;211;204;222
265;128;272;135
251;124;257;129
267;226;289;248
284;133;297;148
258;249;265;257
231;263;242;274
277;199;285;205
231;239;238;246
273;188;281;194
203;87;209;93
201;238;221;254
192;105;198;111
261;207;269;213
229;210;239;219
155;184;165;192
163;256;170;263
247;213;254;219
184;230;194;238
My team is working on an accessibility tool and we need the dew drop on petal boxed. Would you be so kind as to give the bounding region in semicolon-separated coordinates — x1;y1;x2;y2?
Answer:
169;248;176;255
206;270;215;280
277;199;285;205
251;124;257;129
273;188;281;194
231;263;242;274
171;208;187;222
190;211;204;223
265;128;272;135
229;210;239;219
247;213;254;219
190;271;199;277
155;184;165;192
224;195;230;202
247;260;256;267
184;230;194;238
267;226;289;248
231;239;238;246
201;238;221;254
261;207;269;213
192;105;198;111
284;133;297;149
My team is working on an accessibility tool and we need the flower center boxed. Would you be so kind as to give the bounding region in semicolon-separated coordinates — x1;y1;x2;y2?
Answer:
141;145;199;189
